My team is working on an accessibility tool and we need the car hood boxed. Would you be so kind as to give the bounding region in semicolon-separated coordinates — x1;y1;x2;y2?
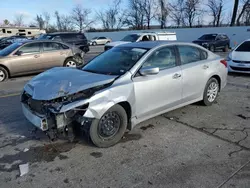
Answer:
231;51;250;61
24;67;117;100
105;41;131;47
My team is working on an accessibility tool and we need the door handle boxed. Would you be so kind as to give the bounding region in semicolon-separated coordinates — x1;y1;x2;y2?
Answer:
203;65;209;69
173;73;181;79
34;55;40;58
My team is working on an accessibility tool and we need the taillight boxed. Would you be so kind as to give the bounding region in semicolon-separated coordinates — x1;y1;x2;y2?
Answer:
220;60;227;68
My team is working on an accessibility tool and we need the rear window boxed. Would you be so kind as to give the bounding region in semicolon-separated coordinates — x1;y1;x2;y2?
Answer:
235;41;250;52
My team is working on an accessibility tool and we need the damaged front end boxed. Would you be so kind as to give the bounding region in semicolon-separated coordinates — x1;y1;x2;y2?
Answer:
21;84;110;140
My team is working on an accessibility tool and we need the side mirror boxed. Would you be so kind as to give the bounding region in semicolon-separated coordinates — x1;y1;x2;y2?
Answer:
15;51;23;56
139;67;159;76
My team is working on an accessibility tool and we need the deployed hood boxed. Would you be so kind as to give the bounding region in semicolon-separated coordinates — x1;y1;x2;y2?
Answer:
105;41;131;47
24;67;117;100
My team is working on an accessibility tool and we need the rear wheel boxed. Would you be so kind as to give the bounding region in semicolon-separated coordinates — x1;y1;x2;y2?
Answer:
202;78;219;106
64;58;77;68
88;104;127;148
209;45;215;52
0;67;8;82
223;44;229;52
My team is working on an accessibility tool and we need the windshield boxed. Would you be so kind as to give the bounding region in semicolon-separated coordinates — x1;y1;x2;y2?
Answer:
0;43;23;56
199;34;217;40
83;47;148;75
121;34;140;42
235;41;250;52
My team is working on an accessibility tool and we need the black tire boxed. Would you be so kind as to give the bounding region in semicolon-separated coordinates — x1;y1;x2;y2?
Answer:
0;66;8;82
106;41;110;44
223;44;229;52
88;104;127;148
202;78;219;106
209;45;215;52
93;42;97;46
63;58;78;68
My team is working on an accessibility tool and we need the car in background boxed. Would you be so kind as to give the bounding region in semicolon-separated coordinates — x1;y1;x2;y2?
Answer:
21;41;227;147
89;37;111;46
0;40;84;82
227;39;250;73
104;32;177;51
0;36;28;50
192;33;230;52
38;32;89;53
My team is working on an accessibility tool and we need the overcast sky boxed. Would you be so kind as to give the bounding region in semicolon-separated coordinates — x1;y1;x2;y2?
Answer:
0;0;235;27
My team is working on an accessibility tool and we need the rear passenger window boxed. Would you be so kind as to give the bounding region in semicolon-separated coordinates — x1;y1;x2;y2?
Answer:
43;42;63;51
76;34;86;40
178;46;204;65
143;47;177;70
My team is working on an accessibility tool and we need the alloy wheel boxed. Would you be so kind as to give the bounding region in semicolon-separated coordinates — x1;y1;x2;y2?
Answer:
207;81;218;102
0;70;6;82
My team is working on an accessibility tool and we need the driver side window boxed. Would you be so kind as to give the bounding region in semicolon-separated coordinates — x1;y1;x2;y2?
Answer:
18;43;40;54
142;47;177;70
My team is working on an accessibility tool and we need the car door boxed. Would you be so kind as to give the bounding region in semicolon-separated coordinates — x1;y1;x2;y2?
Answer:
177;45;209;103
215;35;224;48
39;42;69;70
9;42;42;75
98;37;105;45
132;46;182;120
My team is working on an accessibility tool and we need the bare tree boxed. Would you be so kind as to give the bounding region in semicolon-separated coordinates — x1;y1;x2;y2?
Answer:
157;0;169;29
43;12;50;30
3;19;10;25
169;0;185;27
35;15;44;29
96;0;126;30
143;0;158;29
236;0;250;25
231;0;239;26
71;5;93;32
55;11;62;31
61;15;74;31
207;0;224;27
124;0;146;29
14;14;24;26
183;0;201;28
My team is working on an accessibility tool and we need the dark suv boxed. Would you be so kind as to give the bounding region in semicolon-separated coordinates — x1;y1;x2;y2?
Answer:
38;32;89;53
193;34;230;52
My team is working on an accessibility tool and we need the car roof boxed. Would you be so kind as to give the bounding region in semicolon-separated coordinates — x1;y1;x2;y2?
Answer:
116;41;194;49
15;40;69;45
46;32;84;35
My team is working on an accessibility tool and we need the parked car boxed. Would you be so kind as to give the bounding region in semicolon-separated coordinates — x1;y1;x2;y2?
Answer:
0;36;28;50
192;33;230;52
227;39;250;73
38;32;89;53
89;37;111;45
104;32;177;51
0;40;84;82
21;41;227;148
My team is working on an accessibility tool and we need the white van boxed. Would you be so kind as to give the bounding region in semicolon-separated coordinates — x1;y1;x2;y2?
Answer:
104;31;177;51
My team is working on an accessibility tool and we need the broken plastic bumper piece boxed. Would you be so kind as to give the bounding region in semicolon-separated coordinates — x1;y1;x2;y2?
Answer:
22;103;49;131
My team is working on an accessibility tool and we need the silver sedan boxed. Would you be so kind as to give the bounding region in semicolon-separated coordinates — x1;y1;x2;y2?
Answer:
21;41;228;147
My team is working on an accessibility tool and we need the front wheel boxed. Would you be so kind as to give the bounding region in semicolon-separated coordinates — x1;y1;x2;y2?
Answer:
88;104;127;148
202;78;219;106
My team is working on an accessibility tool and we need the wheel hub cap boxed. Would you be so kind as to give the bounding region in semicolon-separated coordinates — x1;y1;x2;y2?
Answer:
66;61;77;67
207;82;218;102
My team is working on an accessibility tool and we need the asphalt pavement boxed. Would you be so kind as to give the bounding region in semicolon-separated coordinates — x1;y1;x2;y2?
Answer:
0;46;250;188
